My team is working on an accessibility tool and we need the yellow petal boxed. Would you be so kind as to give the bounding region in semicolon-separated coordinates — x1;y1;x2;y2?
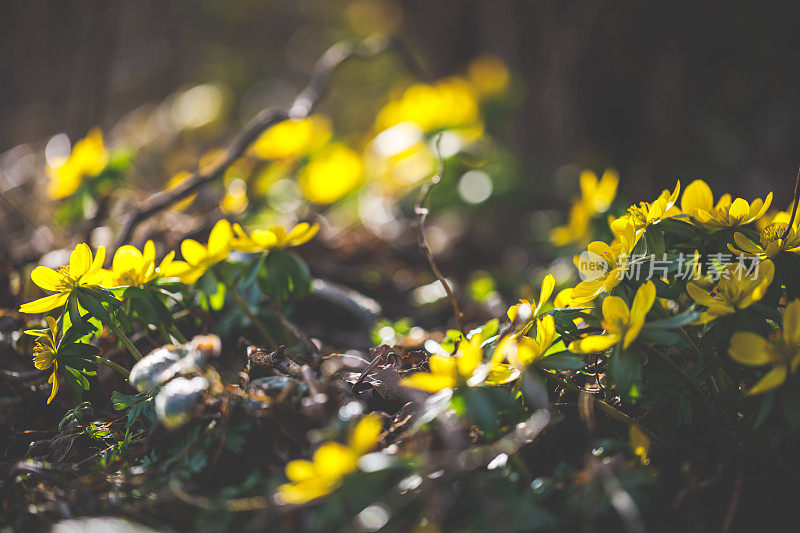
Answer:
783;300;800;346
484;363;521;385
112;246;144;273
207;219;233;258
143;241;156;264
629;281;656;327
349;414;382;455
30;266;67;291
456;336;482;378
312;442;358;479
686;283;718;308
285;459;316;482
181;239;207;265
290;223;319;246
46;364;59;404
729;198;750;223
681;179;713;214
69;243;93;278
20;292;69;314
733;232;763;255
537;274;555;314
602;296;630;324
276;478;337;505
569;334;619;354
570;279;605;304
728;331;773;366
400;372;456;392
747;365;787;395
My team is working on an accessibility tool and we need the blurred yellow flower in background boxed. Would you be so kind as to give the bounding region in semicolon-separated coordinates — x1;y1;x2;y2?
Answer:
681;179;772;230
276;414;381;504
550;169;618;247
375;78;481;133
251;115;332;160
230;221;319;253
20;243;107;314
299;143;363;204
466;55;510;98
729;299;800;395
47;128;109;200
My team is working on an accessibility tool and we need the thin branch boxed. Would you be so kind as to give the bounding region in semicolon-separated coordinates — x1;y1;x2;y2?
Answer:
415;136;467;335
112;36;394;250
780;165;800;240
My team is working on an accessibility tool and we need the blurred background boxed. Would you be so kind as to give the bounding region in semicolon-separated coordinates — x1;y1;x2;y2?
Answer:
4;0;800;199
3;0;800;329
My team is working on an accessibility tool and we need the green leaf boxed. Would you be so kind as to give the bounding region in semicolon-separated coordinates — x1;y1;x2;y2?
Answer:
609;347;642;401
644;310;700;329
536;352;586;371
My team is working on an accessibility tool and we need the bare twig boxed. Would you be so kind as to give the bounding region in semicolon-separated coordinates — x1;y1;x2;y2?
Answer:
780;165;800;240
722;461;744;533
415;136;467;335
112;36;394;249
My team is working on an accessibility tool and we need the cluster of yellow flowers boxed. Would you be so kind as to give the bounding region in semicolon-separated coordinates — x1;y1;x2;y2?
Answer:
402;176;800;400
47;128;109;200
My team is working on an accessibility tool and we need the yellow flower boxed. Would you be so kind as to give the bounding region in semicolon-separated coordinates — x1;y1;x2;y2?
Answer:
162;219;233;284
493;315;558;371
47;128;109;200
507;274;555;323
570;225;639;304
230;222;319;254
276;414;381;505
251;115;332;160
375;78;481;133
26;317;60;404
103;241;175;287
728;299;800;395
729;223;800;259
680;179;772;230
20;243;106;314
550;169;619;247
466;55;510;98
610;181;681;237
401;334;496;392
298;143;363;204
569;281;656;353
686;260;774;323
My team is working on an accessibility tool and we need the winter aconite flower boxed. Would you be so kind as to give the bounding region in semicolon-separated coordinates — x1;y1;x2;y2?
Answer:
26;317;60;403
550;169;618;247
276;415;381;505
494;315;558;371
103;241;175;287
610;181;681;237
680;179;772;230
507;274;555;323
728;299;800;395
47;128;109;200
729;223;800;259
298;144;363;204
401;333;505;392
570;224;639;304
230;221;319;253
686;261;774;323
162;219;233;284
569;281;656;353
251;115;332;160
20;243;106;313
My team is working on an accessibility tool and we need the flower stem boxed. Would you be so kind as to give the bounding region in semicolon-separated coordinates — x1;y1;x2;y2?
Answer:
106;321;143;360
91;355;130;378
540;369;664;445
227;285;277;349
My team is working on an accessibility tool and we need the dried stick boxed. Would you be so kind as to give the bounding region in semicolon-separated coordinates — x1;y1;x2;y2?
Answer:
112;37;394;249
415;136;467;335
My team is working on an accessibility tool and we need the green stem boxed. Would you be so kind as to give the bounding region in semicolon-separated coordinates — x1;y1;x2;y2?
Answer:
106;321;143;361
540;369;664;445
91;355;130;378
170;325;188;344
228;284;277;349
